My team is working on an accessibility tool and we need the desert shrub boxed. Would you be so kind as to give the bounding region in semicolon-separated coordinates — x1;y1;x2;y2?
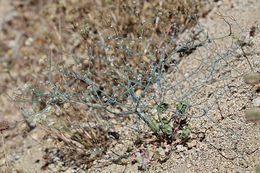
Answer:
7;0;259;170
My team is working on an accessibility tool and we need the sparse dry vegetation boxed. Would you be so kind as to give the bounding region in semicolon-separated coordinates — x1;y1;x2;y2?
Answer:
0;0;259;172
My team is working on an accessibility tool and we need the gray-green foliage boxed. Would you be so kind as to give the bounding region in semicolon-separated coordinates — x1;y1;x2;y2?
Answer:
156;103;173;137
180;126;191;140
256;165;260;173
177;101;189;114
156;103;169;115
13;1;258;153
161;119;173;137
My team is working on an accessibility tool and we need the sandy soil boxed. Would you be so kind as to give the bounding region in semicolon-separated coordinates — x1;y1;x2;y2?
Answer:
0;0;259;173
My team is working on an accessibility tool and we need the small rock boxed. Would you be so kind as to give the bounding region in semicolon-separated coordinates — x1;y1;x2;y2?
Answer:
0;158;5;166
244;72;260;85
31;132;44;141
25;37;34;46
253;97;260;107
14;154;21;160
65;167;72;173
63;103;70;109
253;84;260;92
200;128;207;133
121;158;128;165
213;168;218;173
198;133;205;139
135;89;142;97
190;133;197;139
187;140;197;149
176;145;187;152
48;164;56;170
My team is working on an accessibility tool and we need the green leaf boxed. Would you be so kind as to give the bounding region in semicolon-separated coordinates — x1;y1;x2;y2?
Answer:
136;156;142;164
162;122;172;137
149;121;160;135
156;103;169;115
180;126;191;140
177;101;189;114
256;165;260;173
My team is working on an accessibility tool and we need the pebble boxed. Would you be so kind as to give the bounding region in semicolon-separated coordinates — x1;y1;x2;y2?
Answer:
187;140;197;149
135;89;142;97
121;158;128;165
190;133;197;139
176;154;181;159
48;164;56;170
176;145;187;152
14;154;21;160
25;37;34;46
31;132;44;141
213;168;219;173
65;167;72;173
253;84;260;92
198;133;205;139
253;97;260;107
63;103;70;109
0;158;5;166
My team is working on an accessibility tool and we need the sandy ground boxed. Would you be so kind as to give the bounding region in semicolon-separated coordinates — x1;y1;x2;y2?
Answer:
0;0;259;172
